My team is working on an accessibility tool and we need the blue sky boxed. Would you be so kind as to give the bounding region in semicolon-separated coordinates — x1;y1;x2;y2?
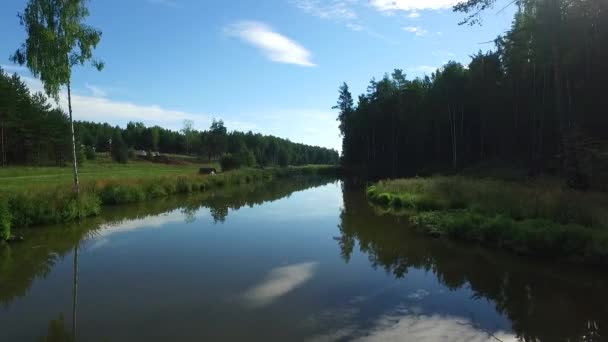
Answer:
0;0;515;152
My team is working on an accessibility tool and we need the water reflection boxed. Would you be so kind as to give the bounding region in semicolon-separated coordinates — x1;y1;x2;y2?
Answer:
336;180;608;342
354;313;516;342
0;178;606;341
303;289;517;342
0;176;335;309
40;314;75;342
243;262;319;307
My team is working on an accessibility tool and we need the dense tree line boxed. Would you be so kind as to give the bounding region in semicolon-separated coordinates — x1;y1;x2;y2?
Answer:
76;119;339;166
0;68;338;168
336;0;608;189
0;67;72;166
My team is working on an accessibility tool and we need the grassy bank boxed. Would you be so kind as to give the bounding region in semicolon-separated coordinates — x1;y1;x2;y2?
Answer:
0;154;218;192
367;177;608;263
0;164;340;239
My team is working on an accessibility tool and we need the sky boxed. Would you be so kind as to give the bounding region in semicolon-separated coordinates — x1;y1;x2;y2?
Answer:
0;0;516;152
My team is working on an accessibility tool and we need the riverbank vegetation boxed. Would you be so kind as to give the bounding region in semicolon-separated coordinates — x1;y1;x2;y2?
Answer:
0;165;340;240
340;181;608;341
1;51;340;242
333;0;608;262
367;177;608;263
0;175;335;307
335;0;608;190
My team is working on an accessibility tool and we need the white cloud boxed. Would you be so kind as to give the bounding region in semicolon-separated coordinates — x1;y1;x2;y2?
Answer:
291;0;399;44
226;21;316;67
370;0;459;12
407;11;421;18
403;26;428;36
68;93;213;129
243;262;319;307
293;0;358;20
85;83;107;97
16;75;338;150
18;75;234;132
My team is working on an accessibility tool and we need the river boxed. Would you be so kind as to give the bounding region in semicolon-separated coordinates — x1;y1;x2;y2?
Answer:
1;178;606;341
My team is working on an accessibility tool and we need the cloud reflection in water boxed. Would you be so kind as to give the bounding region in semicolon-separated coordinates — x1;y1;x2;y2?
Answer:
354;313;517;342
243;262;319;307
306;294;517;342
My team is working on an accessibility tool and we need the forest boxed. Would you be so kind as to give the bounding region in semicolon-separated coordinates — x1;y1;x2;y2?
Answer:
0;67;339;168
335;0;607;190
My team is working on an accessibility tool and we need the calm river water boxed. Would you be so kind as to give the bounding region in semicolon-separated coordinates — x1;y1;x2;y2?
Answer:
1;178;606;341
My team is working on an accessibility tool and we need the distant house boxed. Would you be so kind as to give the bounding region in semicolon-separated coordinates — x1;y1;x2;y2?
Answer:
199;167;217;175
134;150;147;157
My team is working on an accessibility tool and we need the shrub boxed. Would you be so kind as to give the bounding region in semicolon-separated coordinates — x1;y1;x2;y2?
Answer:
409;209;608;260
77;147;87;167
370;175;608;262
220;154;240;171
61;192;102;221
175;177;193;193
84;146;96;160
0;199;11;241
368;176;608;230
6;189;101;228
111;130;129;164
237;149;256;167
112;147;129;164
99;184;145;205
144;182;167;198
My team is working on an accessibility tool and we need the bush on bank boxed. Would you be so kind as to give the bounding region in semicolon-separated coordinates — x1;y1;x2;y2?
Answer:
1;166;340;238
367;176;608;263
0;199;11;241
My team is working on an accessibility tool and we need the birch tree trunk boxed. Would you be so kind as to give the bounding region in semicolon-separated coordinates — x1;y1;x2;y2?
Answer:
67;80;80;195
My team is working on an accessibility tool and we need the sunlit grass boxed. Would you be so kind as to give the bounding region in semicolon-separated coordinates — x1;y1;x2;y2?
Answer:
367;176;608;262
0;165;340;240
0;158;218;192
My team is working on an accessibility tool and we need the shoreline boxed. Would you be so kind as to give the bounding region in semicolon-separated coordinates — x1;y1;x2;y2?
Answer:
0;165;341;241
366;176;608;265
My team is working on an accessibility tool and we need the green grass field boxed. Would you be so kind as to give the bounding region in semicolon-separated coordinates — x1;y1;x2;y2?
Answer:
0;154;219;192
0;159;340;240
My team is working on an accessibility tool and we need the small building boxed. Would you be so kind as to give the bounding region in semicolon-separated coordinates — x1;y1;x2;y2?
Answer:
134;150;147;157
199;167;217;175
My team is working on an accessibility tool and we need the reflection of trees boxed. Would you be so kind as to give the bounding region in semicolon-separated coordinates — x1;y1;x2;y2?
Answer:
210;205;229;223
0;226;86;309
72;243;78;340
38;314;74;342
201;176;334;224
0;176;336;308
338;180;608;342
